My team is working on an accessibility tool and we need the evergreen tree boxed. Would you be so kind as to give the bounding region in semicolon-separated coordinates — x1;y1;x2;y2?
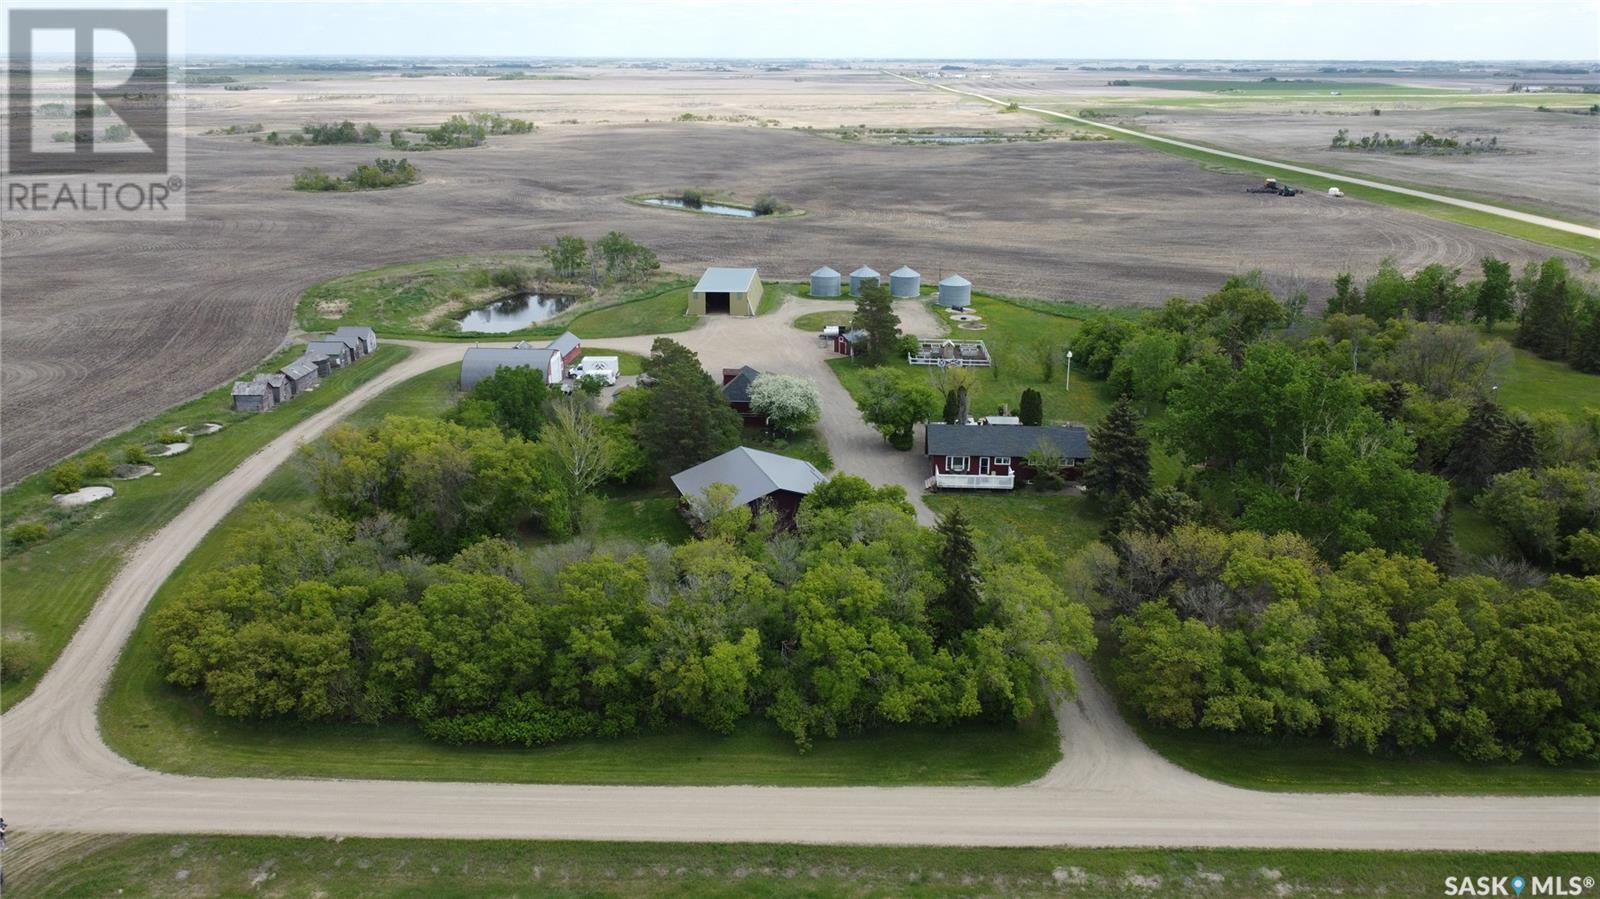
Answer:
1421;495;1459;573
942;389;960;424
1571;306;1600;374
1515;258;1575;360
1019;388;1044;426
851;282;901;364
637;338;741;472
1498;414;1539;473
1472;256;1514;331
930;506;982;645
1378;380;1410;422
1083;394;1152;518
1444;397;1508;491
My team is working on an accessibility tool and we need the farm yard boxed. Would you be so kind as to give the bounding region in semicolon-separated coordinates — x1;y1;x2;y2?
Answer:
2;49;1598;868
2;65;1584;483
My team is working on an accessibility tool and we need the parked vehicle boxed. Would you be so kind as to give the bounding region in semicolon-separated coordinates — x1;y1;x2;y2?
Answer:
567;356;620;385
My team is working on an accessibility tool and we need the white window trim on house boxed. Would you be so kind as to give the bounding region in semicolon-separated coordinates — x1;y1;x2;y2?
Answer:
994;456;1011;466
947;455;969;473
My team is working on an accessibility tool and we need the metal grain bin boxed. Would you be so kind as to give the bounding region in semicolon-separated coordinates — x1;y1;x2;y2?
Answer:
809;266;841;297
849;266;880;297
890;266;921;298
937;274;972;308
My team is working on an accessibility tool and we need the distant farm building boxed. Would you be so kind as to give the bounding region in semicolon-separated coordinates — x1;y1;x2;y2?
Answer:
832;328;870;357
333;326;378;356
890;266;922;298
546;331;583;365
300;350;332;378
306;340;353;368
279;359;320;397
459;344;562;390
937;274;972;308
809;266;842;298
670;446;827;525
849;266;880;297
925;422;1090;490
231;379;274;413
689;267;762;316
721;365;763;422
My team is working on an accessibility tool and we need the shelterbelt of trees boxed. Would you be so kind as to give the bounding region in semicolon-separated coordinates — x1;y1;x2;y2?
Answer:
154;340;1092;749
1072;255;1599;766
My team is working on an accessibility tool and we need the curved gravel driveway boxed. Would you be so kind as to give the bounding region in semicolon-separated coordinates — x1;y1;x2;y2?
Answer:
3;297;1596;851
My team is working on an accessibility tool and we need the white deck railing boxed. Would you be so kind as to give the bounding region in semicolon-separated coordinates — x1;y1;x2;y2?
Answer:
932;473;1015;490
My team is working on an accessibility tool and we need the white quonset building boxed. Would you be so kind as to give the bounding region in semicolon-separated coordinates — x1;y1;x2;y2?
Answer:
459;345;563;390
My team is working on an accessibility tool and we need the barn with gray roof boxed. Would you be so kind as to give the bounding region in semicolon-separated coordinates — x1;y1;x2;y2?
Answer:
670;446;826;524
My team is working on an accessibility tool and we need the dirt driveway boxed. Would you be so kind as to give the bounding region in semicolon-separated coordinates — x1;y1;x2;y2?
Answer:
589;294;946;524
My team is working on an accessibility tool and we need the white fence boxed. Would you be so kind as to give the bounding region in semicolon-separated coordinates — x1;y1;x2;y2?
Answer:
928;472;1015;490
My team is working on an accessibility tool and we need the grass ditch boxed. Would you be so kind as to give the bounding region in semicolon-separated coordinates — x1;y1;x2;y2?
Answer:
15;834;1597;898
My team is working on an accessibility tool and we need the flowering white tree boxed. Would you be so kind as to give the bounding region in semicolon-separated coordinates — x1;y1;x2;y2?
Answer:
748;374;821;435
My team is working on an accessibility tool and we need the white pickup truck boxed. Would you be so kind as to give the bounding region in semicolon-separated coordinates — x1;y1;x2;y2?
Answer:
566;356;620;386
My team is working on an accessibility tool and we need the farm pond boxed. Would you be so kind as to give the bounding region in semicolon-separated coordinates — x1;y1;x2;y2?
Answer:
456;292;581;332
641;197;757;217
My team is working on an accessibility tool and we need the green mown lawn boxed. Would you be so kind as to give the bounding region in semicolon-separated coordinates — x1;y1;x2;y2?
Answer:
1496;346;1600;420
19;834;1597;899
925;493;1105;586
0;345;411;711
743;426;834;472
793;308;855;332
99;363;1059;787
568;284;698;338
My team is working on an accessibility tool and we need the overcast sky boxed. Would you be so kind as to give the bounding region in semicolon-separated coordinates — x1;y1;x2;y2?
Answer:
178;0;1599;61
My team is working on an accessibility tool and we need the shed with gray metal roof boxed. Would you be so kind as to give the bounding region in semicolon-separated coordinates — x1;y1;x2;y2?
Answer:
671;446;827;522
689;267;762;316
459;346;562;389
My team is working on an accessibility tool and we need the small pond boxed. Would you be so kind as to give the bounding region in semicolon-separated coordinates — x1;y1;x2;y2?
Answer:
641;196;757;218
456;292;581;333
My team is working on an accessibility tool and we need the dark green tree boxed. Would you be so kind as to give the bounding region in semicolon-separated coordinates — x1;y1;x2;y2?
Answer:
1083;394;1152;518
1498;414;1540;473
1473;256;1514;331
1515;257;1575;360
930;507;983;645
1378;380;1410;422
1019;388;1044;426
851;282;901;364
638;338;741;472
1444;397;1509;491
1571;304;1600;374
942;389;960;424
1197;271;1286;367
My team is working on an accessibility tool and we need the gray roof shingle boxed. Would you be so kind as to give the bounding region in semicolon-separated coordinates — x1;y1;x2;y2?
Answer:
671;447;826;509
925;423;1090;459
546;331;581;357
722;366;761;404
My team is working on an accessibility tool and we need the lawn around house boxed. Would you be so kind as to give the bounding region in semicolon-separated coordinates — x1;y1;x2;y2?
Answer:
566;283;698;338
0;345;411;711
99;359;1060;787
25;837;1596;899
16;837;1598;899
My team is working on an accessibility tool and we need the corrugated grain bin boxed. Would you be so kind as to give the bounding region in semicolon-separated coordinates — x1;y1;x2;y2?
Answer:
890;266;921;298
937;274;972;308
810;266;841;297
849;266;880;297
